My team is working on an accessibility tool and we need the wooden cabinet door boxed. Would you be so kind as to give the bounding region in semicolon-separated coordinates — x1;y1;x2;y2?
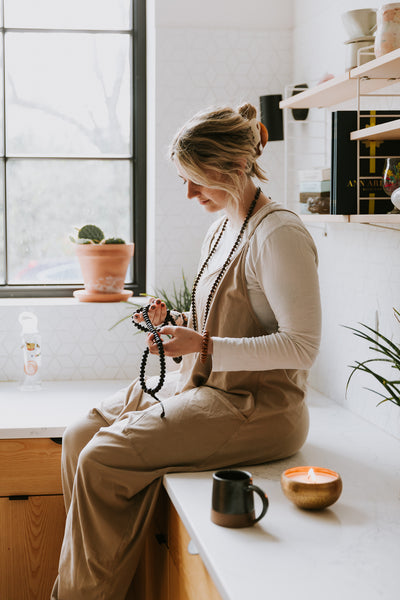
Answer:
0;494;66;600
0;438;62;497
168;503;222;600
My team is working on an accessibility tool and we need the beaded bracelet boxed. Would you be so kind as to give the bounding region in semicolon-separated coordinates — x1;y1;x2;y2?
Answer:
200;330;210;364
169;310;179;325
169;310;188;327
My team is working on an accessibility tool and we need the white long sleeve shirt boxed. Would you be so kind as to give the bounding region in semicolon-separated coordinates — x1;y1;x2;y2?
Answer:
202;202;321;372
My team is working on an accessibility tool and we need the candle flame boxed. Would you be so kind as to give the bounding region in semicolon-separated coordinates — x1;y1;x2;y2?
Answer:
307;468;317;483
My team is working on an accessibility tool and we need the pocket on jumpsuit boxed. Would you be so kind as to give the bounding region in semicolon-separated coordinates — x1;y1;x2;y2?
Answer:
112;385;250;471
199;386;255;423
203;386;255;422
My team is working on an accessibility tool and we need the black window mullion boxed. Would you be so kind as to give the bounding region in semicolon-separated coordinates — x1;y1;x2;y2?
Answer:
2;0;8;285
132;0;146;295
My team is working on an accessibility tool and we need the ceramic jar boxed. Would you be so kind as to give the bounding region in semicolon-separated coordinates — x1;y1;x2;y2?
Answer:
342;8;377;39
375;3;400;57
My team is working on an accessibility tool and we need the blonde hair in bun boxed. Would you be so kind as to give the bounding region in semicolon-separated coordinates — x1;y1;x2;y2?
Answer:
237;102;257;120
169;103;268;205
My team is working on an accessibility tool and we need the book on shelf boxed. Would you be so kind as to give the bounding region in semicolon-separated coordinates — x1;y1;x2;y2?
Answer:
299;191;330;203
298;167;331;181
298;196;330;214
299;191;330;214
299;180;330;193
331;110;400;215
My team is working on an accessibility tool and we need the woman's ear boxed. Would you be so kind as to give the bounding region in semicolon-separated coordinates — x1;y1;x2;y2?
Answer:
234;158;247;173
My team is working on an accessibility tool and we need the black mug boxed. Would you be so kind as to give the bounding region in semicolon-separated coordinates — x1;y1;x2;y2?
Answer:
211;470;269;528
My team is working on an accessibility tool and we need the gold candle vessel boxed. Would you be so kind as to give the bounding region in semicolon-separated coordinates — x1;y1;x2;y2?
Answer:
281;466;342;510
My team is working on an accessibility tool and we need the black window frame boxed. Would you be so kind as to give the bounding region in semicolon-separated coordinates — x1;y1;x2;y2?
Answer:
0;0;146;298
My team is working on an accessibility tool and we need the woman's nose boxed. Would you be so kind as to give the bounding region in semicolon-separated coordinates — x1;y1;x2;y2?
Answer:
187;180;198;199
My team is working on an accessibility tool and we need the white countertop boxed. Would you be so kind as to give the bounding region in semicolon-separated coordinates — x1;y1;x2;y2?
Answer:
164;389;400;600
1;381;399;599
0;380;131;438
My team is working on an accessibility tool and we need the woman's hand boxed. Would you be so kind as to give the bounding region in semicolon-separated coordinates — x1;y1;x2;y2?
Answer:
132;298;167;328
147;325;207;358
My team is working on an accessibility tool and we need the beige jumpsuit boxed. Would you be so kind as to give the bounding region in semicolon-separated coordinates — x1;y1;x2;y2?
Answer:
51;206;311;600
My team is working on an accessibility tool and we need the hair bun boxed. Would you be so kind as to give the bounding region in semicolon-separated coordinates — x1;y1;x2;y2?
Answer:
237;103;257;121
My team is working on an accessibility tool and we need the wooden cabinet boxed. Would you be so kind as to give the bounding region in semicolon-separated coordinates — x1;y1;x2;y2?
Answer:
129;488;222;600
167;501;222;600
0;438;65;600
0;438;220;600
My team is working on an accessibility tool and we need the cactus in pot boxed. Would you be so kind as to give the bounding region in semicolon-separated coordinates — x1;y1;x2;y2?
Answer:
70;224;127;245
71;224;134;302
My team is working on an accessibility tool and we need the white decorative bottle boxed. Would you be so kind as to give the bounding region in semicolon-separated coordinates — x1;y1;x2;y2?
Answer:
19;312;42;391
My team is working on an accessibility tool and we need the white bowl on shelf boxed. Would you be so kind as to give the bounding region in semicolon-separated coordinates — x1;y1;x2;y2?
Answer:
342;8;377;39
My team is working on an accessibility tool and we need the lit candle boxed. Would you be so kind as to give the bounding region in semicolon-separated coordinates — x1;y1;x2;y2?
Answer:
281;466;342;510
289;467;337;484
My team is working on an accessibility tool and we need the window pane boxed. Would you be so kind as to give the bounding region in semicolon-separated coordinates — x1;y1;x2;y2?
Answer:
6;33;131;156
0;162;4;284
4;0;132;30
7;159;132;284
0;37;3;156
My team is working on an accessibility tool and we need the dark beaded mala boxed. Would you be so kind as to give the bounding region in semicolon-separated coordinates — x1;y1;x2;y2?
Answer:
191;186;261;333
132;305;181;418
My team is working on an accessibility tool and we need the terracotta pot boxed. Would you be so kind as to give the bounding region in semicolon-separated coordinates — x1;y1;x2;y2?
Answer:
74;243;134;302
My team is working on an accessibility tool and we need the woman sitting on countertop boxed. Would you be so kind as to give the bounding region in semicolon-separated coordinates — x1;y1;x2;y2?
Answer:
51;101;321;600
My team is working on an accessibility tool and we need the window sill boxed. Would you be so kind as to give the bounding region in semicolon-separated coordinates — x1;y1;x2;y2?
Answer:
0;296;146;308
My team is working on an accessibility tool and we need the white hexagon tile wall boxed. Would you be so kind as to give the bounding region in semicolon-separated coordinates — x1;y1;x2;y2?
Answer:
0;301;154;382
148;25;292;292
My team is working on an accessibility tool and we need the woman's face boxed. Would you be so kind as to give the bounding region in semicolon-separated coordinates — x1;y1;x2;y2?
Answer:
175;161;230;214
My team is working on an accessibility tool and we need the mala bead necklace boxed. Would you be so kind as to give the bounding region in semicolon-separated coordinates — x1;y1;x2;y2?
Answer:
132;305;181;418
191;186;261;334
131;186;261;414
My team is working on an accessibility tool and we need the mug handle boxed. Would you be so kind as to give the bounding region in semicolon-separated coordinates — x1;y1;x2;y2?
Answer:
248;484;269;523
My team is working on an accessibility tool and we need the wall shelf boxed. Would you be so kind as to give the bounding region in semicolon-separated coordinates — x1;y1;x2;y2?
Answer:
282;48;400;224
301;214;349;223
280;48;400;111
280;72;388;109
350;118;400;140
301;214;400;227
351;46;400;81
349;213;400;224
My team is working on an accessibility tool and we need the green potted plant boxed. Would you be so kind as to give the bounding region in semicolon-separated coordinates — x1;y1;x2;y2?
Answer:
110;271;192;330
70;224;134;302
346;308;400;408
